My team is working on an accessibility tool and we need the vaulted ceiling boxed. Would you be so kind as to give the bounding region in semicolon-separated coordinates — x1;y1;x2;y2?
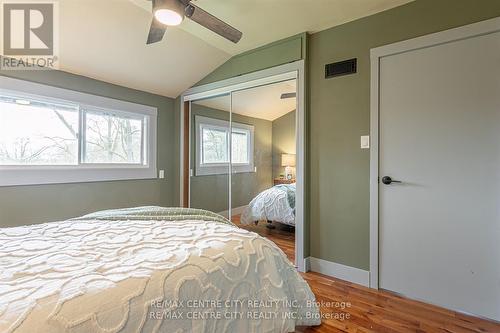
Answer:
58;0;413;98
194;79;297;121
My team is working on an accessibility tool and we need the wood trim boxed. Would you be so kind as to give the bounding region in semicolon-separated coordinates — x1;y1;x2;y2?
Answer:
182;101;190;208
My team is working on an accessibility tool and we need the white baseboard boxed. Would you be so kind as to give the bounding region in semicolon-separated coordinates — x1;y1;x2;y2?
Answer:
218;205;247;218
307;257;370;287
304;257;311;272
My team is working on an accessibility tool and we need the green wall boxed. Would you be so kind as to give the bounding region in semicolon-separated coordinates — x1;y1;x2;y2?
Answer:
196;0;500;271
197;33;307;85
190;103;272;213
0;70;177;227
272;110;296;179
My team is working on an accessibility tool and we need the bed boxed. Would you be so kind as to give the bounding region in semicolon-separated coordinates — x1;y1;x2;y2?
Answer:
240;183;296;227
0;206;319;333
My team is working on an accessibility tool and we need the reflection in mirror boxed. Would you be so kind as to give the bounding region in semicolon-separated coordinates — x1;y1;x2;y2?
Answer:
230;79;297;263
188;79;298;264
189;94;231;215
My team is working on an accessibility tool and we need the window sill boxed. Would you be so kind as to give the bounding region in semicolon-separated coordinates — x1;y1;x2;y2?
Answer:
0;166;158;187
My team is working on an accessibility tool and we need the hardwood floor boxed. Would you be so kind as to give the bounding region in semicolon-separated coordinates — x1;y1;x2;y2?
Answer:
233;216;295;262
234;216;500;333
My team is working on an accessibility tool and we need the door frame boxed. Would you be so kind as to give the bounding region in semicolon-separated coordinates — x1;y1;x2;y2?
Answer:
180;60;307;272
370;16;500;289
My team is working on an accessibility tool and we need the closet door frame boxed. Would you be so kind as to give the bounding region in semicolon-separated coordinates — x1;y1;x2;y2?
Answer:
180;60;306;272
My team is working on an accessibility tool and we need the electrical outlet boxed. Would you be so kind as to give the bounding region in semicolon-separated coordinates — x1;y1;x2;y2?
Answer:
361;136;370;149
159;170;165;179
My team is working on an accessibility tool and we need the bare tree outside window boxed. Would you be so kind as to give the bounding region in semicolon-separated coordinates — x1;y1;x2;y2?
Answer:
202;127;228;164
84;112;143;164
0;97;146;166
0;100;78;165
200;123;251;165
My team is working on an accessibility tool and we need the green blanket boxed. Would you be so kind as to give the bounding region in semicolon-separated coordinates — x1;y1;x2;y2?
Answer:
72;206;234;226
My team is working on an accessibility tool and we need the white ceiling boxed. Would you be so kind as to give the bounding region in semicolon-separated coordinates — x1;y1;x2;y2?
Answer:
57;0;413;98
131;0;413;55
59;0;230;98
194;79;296;121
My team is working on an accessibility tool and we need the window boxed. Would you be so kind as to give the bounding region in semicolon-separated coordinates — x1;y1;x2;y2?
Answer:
0;96;79;165
231;129;250;164
0;76;157;186
83;109;145;164
201;126;229;164
195;115;254;176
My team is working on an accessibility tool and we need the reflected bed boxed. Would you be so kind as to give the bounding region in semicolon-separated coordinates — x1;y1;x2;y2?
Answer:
240;183;296;227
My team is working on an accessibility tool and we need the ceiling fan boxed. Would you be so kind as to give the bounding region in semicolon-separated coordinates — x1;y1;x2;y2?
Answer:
146;0;243;45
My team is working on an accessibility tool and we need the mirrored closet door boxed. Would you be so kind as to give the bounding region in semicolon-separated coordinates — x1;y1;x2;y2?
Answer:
230;80;297;229
188;78;298;257
189;94;231;215
229;86;272;225
184;64;303;270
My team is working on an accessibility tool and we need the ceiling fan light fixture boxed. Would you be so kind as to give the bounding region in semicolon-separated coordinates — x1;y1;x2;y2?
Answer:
155;9;183;26
146;0;243;45
153;0;185;26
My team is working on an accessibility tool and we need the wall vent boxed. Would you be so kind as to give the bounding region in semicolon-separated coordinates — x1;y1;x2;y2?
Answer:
325;58;357;79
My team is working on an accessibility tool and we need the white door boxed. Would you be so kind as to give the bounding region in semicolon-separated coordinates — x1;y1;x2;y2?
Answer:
379;29;500;321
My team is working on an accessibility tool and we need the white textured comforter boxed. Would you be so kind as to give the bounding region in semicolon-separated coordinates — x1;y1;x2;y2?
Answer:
0;207;319;333
241;186;295;226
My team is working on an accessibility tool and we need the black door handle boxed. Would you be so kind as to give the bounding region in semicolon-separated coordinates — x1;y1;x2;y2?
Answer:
381;176;402;185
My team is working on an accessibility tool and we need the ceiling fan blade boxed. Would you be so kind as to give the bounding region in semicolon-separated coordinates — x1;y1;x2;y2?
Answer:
147;18;167;44
281;93;296;99
185;4;242;43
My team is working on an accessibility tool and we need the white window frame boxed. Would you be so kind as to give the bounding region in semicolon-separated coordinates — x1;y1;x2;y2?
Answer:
80;106;148;166
0;76;157;187
195;115;254;176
